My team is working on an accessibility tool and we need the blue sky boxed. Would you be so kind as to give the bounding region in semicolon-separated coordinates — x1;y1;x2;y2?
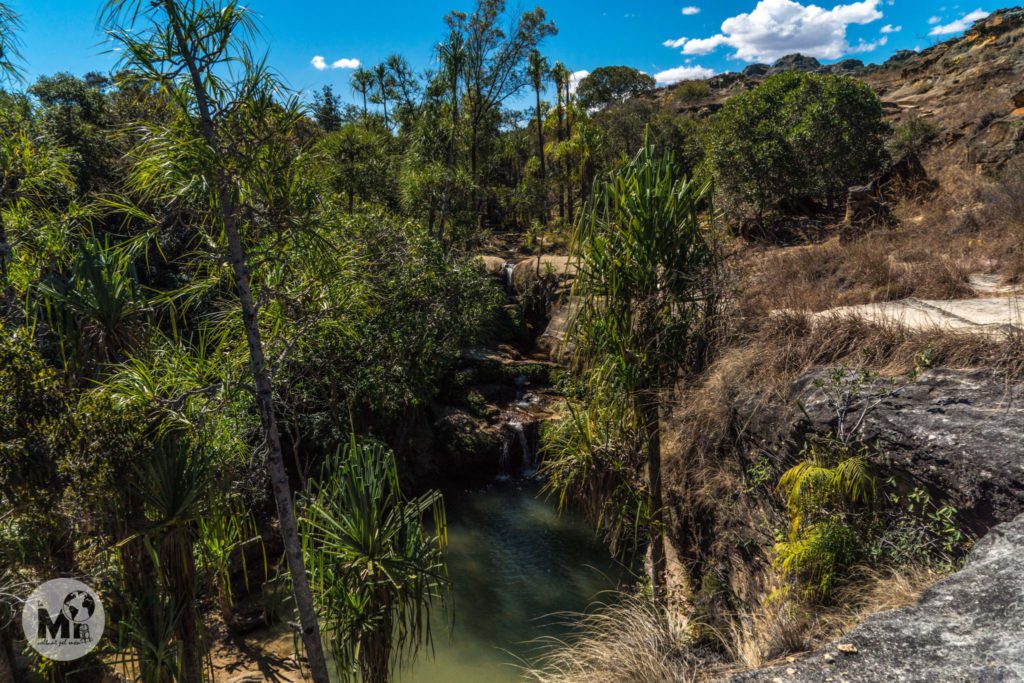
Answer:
16;0;991;104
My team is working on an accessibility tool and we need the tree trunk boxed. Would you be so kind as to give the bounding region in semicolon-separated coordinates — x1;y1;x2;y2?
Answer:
0;630;15;683
165;532;202;683
639;393;667;602
564;83;575;228
159;4;330;679
534;86;547;228
223;217;331;682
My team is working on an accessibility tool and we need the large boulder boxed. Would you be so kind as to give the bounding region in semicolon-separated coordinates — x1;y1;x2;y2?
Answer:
749;368;1024;532
732;510;1024;682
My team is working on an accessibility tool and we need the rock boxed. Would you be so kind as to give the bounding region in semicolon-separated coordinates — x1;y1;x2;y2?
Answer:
821;59;864;74
478;255;509;277
842;152;934;237
783;368;1024;530
882;49;917;68
510;255;576;290
767;54;822;75
836;643;858;654
966;114;1024;171
732;510;1024;681
1013;88;1024;109
743;63;770;77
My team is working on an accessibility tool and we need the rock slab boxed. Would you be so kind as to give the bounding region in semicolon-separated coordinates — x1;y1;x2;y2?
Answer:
732;511;1024;682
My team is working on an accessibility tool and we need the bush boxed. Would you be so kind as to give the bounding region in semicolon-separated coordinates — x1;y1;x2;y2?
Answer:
673;80;711;103
708;72;888;226
887;113;939;158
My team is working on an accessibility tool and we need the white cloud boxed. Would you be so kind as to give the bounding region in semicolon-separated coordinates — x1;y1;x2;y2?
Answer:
653;65;716;84
312;55;361;71
928;8;989;35
670;0;885;62
568;70;590;93
682;6;701;15
880;23;901;32
663;36;690;48
928;15;942;24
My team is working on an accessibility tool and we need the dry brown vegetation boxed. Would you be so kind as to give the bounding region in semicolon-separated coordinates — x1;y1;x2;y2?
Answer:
738;165;1024;313
522;566;940;682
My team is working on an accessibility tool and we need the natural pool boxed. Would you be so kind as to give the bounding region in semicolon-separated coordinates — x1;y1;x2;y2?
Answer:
405;479;627;683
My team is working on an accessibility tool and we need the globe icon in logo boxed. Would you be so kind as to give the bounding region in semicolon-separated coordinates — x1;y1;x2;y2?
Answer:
61;591;96;624
22;578;105;661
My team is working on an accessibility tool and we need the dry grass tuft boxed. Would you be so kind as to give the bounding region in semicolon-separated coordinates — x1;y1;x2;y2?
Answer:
522;566;941;682
523;596;702;683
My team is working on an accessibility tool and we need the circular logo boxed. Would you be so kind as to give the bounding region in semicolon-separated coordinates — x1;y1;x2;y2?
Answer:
22;579;105;661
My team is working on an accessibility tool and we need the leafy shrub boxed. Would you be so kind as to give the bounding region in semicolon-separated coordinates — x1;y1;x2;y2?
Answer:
708;72;888;227
775;367;968;599
887;113;939;158
673;80;711;103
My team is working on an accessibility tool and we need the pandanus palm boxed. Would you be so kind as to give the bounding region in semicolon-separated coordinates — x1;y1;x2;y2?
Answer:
561;140;718;601
351;68;374;119
33;233;151;375
101;1;331;678
301;437;449;683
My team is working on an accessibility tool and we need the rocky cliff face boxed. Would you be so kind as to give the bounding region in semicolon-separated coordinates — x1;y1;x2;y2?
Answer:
782;368;1024;532
732;510;1024;682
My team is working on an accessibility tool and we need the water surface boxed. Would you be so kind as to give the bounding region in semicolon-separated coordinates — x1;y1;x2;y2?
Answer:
404;480;625;683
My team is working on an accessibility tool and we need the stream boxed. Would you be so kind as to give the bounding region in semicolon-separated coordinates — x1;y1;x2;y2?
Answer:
405;479;626;683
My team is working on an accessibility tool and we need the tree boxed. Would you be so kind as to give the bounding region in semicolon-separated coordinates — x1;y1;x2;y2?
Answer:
312;84;342;132
528;49;549;229
102;2;331;679
708;71;887;225
351;67;374;118
383;54;420;127
575;66;655;111
371;63;393;128
319;122;390;213
444;0;556;185
565;141;718;600
0;2;21;85
301;437;449;683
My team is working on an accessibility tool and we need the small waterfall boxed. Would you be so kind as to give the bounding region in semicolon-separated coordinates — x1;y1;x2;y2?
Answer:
510;420;533;471
501;261;517;297
498;434;512;480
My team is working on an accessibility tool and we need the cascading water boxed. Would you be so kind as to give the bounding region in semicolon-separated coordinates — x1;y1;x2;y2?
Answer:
498;419;534;478
501;261;516;297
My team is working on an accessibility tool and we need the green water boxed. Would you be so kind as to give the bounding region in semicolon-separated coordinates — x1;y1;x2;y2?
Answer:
404;480;626;683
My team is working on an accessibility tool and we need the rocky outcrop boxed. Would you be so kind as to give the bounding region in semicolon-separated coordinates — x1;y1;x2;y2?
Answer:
842;152;934;236
758;368;1024;531
767;54;822;75
732;510;1024;682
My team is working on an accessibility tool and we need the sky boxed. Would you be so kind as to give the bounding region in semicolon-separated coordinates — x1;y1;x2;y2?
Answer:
16;0;992;104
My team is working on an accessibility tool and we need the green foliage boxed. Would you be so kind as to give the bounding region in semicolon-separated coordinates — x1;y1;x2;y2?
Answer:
569;139;718;394
542;383;647;557
887;113;939;159
775;367;969;599
775;434;877;597
672;80;711;103
575;66;656;111
300;437;449;683
33;233;154;376
708;72;888;223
